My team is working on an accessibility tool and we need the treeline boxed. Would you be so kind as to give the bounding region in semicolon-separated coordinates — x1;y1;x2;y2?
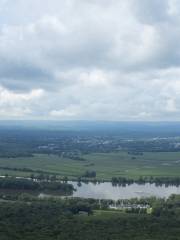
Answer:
0;177;74;195
111;176;180;186
0;166;57;175
82;170;96;178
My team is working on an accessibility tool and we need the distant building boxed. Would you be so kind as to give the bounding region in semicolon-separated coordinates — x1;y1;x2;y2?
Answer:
109;202;150;210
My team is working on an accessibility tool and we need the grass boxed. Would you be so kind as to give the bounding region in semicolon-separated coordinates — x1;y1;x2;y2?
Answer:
0;151;180;180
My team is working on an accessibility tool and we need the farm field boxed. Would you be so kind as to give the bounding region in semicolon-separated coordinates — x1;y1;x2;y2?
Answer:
0;151;180;180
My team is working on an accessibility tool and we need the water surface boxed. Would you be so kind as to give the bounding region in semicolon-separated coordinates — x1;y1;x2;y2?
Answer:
70;182;180;200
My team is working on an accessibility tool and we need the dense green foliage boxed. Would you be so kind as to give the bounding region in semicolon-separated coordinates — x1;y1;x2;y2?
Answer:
0;196;180;239
82;170;97;178
0;177;74;195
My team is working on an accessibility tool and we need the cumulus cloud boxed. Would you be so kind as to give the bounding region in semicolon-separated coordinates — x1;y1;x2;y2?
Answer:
0;86;44;118
0;0;180;120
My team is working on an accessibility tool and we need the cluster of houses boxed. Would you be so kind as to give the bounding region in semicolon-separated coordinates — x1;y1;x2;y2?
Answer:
109;201;151;211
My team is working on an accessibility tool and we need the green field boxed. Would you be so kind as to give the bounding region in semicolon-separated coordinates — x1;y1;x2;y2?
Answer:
0;151;180;180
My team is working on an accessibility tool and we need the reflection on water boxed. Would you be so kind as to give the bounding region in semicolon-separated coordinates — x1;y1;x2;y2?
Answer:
69;182;180;200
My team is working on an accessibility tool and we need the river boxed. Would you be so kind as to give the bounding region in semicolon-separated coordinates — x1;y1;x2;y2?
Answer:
68;181;180;200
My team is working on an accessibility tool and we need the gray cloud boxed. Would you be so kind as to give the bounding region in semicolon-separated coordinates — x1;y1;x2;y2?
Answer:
131;0;171;24
0;0;180;120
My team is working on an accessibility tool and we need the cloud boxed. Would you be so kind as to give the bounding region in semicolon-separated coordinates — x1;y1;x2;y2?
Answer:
0;87;44;103
0;0;180;120
165;99;178;112
50;105;80;118
0;86;44;118
130;0;170;24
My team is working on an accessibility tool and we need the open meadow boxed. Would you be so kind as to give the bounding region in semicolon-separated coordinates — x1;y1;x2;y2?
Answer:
0;151;180;180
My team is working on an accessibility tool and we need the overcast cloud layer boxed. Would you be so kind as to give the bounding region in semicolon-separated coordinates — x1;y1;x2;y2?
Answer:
0;0;180;120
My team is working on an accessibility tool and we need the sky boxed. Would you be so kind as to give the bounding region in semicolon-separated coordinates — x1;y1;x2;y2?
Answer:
0;0;180;121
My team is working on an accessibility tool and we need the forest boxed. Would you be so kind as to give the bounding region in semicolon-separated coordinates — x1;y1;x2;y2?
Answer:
0;194;180;239
0;177;74;194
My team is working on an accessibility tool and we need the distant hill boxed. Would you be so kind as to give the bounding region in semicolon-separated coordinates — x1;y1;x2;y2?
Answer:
0;120;180;138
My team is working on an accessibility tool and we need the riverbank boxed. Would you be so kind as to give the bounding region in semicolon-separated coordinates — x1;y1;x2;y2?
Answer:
2;174;180;199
